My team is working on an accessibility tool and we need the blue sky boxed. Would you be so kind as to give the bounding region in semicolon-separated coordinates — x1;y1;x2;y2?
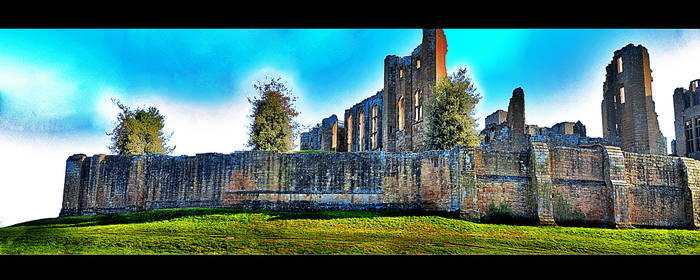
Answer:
1;29;699;227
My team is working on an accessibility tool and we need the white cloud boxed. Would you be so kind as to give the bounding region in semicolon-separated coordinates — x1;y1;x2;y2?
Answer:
0;131;108;227
92;67;306;157
0;60;81;120
0;89;253;227
128;94;251;156
94;87;128;131
646;30;700;150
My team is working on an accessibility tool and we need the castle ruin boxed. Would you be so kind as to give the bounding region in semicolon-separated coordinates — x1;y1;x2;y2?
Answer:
300;114;345;152
672;79;700;159
300;29;447;153
602;44;667;155
480;87;608;152
59;30;700;230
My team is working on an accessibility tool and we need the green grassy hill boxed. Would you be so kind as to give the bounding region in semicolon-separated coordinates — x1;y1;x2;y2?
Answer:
2;208;699;255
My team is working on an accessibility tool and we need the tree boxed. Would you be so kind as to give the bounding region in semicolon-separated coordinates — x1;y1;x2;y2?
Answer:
246;76;300;152
107;98;175;155
423;68;482;151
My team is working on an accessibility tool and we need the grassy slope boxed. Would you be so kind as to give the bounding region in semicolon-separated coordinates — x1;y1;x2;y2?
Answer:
1;208;699;255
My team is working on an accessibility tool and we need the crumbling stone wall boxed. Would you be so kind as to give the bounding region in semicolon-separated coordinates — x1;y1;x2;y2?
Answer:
383;29;447;153
61;148;466;217
299;132;311;150
672;79;700;159
344;91;383;152
61;144;700;229
549;147;610;226
300;29;446;154
622;152;691;228
299;114;346;152
472;148;535;223
482;87;609;151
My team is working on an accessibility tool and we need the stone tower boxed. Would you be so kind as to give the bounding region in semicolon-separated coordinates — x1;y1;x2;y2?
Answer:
601;44;666;155
507;87;526;139
672;79;700;158
383;28;448;152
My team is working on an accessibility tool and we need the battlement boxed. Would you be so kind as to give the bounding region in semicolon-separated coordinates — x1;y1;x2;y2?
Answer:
61;144;700;229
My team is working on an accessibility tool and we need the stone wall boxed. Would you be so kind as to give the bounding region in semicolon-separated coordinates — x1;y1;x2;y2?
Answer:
344;91;383;152
61;149;454;217
672;79;700;159
383;29;447;153
61;143;700;229
300;114;345;152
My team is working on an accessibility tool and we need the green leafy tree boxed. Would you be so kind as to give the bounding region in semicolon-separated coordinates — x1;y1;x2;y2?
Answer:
107;98;175;155
423;68;482;151
247;76;300;152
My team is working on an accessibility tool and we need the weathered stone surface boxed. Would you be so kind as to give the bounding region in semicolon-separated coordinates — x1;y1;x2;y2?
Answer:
601;146;633;228
345;91;383;152
672;79;700;159
61;144;700;229
481;87;609;152
602;44;666;155
529;142;556;226
301;29;445;154
300;114;345;152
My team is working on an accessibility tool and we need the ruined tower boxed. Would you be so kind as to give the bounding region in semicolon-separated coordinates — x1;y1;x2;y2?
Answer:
672;79;700;158
507;87;526;139
601;44;666;155
383;28;448;152
303;29;444;153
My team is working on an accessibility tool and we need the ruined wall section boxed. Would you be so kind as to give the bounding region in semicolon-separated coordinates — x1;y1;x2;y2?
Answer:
384;55;415;153
473;147;536;223
61;148;473;217
602;44;666;155
344;91;383;152
548;147;610;226
61;145;700;229
299;132;311;150
672;79;700;159
299;115;345;152
622;152;691;228
507;88;526;138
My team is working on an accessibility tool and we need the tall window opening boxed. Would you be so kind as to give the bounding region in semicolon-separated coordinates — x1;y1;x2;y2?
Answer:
617;57;623;73
686;119;694;154
359;111;364;151
332;120;337;151
416;59;421;69
695;118;700;153
619;87;625;104
347;115;352;152
414;90;423;121
371;105;378;149
398;96;404;130
399;69;403;78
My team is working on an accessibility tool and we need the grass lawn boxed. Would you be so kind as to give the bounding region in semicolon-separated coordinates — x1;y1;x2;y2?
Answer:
1;208;699;255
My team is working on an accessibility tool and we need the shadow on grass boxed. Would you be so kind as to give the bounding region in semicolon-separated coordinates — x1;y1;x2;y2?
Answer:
264;210;455;221
10;208;463;228
11;208;248;228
